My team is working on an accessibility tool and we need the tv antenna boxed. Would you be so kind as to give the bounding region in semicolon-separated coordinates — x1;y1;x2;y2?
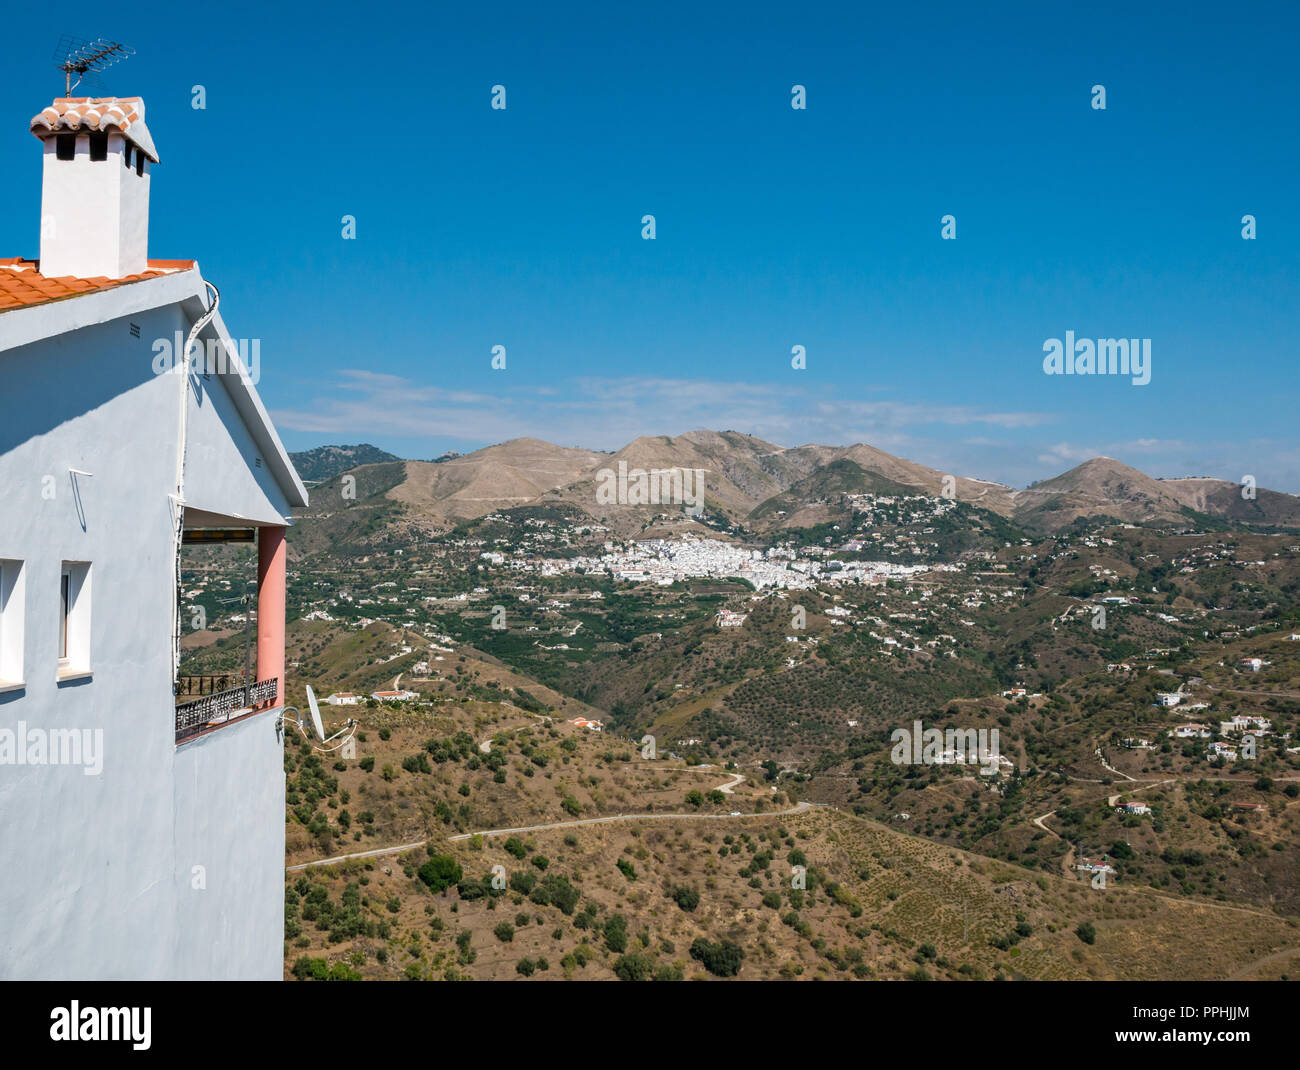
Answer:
53;35;134;96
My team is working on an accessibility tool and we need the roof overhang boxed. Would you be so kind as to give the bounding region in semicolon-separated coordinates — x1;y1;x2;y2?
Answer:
0;263;308;510
183;290;309;510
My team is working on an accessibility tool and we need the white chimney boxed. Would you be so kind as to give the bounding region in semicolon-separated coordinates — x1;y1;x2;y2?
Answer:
30;97;158;279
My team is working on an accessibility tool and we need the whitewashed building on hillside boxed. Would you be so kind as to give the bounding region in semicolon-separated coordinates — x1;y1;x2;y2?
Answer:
0;96;307;979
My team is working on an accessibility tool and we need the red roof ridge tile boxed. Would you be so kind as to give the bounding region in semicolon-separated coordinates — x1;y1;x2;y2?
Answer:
31;97;159;162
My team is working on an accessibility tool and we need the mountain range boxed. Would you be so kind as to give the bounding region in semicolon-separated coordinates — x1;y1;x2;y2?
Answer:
289;443;401;484
290;431;1300;536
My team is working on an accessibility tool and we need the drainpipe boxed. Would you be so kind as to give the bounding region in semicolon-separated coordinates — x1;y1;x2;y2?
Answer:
169;280;219;687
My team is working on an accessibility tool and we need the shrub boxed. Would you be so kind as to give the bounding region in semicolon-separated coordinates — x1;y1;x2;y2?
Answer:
402;753;431;774
689;938;743;977
540;874;579;915
604;914;628;954
613;953;654;981
291;956;328;981
418;855;463;894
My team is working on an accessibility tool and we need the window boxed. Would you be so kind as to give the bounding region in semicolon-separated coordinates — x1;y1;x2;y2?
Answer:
58;562;91;680
56;134;76;161
0;559;24;689
59;572;69;659
89;131;108;161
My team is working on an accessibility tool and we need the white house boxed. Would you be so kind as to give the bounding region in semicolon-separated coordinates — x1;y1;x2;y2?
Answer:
325;692;361;706
1220;714;1271;737
1155;692;1182;707
0;96;307;979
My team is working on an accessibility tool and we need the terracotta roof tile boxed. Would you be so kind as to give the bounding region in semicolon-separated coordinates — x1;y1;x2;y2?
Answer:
31;97;159;162
0;259;194;311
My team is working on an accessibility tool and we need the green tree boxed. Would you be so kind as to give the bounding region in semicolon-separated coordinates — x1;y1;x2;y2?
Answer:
604;914;628;954
689;938;743;977
613;953;654;981
418;855;463;894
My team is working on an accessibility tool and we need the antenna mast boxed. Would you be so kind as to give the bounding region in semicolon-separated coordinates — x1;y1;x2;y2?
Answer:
53;35;135;96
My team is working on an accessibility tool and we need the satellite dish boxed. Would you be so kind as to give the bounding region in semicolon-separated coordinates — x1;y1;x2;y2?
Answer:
306;685;325;742
283;684;357;755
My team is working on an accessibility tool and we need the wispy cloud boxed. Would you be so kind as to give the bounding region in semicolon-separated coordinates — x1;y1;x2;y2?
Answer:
1036;442;1101;465
273;372;1055;451
272;373;1300;491
1030;438;1300;492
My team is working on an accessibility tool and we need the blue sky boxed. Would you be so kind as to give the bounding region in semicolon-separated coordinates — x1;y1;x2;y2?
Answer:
4;1;1298;489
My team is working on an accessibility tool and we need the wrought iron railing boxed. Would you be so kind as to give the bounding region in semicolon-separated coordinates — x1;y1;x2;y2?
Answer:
175;677;279;741
176;674;240;698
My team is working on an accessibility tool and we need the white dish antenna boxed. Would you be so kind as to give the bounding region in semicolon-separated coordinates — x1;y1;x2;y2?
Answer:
282;684;358;755
306;685;326;742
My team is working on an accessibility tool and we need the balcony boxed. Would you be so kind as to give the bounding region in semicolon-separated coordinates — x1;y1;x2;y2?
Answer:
174;519;287;745
175;675;279;743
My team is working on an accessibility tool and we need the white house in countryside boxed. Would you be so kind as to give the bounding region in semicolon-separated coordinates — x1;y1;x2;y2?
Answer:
0;96;307;979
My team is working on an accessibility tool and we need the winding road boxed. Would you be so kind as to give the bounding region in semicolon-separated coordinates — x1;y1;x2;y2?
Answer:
288;801;816;871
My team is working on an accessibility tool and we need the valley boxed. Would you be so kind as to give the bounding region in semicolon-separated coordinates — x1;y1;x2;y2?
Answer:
179;431;1300;980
